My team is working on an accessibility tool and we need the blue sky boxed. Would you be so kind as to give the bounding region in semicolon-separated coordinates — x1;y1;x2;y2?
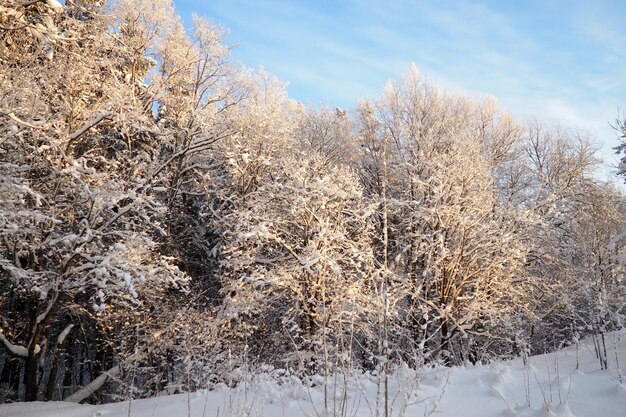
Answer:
174;0;626;178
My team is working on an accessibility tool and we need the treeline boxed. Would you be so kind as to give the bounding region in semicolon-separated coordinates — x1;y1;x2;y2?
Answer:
1;0;625;404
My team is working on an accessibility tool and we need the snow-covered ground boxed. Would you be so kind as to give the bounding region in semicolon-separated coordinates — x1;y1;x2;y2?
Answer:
2;331;625;417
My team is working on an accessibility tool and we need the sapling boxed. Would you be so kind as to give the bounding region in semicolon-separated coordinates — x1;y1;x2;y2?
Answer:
523;358;531;408
614;334;623;385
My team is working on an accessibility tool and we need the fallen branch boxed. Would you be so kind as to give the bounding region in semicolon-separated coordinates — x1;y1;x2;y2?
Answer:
64;364;120;403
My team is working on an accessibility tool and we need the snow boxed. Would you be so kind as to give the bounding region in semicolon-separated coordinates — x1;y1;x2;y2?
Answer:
2;331;625;417
0;334;40;358
0;334;29;357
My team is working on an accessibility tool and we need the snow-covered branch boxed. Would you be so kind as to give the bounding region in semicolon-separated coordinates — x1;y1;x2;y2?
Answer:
64;365;120;403
0;333;40;357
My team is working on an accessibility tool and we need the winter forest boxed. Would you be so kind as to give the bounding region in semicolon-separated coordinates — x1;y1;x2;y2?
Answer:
1;0;626;413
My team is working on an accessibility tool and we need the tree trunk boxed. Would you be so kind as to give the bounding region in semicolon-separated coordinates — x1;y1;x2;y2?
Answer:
24;347;39;401
63;347;75;399
440;319;453;366
24;306;42;401
45;324;74;401
0;356;20;402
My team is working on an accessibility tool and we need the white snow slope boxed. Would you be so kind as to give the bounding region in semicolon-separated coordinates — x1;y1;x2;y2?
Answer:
2;331;625;417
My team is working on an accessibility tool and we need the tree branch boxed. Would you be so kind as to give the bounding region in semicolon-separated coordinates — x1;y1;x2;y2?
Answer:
66;113;112;150
0;109;45;129
0;332;40;357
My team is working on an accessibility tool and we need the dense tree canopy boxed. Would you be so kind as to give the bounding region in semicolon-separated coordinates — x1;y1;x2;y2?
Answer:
1;0;625;404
